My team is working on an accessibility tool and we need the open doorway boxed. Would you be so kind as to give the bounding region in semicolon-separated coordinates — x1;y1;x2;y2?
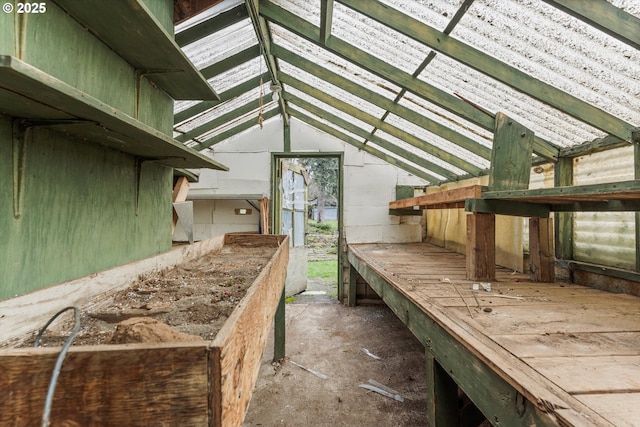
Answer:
272;153;343;304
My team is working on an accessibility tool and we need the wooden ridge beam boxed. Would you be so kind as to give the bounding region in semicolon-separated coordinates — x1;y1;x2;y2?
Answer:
339;0;636;143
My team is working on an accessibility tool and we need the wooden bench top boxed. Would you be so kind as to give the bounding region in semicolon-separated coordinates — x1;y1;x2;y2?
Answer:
349;242;640;426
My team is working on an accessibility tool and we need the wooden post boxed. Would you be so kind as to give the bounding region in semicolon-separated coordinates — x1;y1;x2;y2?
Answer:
348;263;358;307
466;213;495;281
426;351;459;427
172;176;190;233
273;286;286;362
529;217;555;282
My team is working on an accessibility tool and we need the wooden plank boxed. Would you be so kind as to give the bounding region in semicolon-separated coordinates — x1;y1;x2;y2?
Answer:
172;176;190;233
529;217;555;282
466;213;495;280
465;198;550;217
0;344;210;426
525;356;640;394
492;332;640;358
425;351;459;426
489;113;535;191
212;236;289;427
389;185;484;209
576;393;640;427
483;180;640;203
0;235;226;343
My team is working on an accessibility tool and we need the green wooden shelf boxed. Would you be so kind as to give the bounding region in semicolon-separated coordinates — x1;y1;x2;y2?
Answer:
0;55;228;170
52;0;219;101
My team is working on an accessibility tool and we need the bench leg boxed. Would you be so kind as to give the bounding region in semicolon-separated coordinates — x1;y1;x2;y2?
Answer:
273;286;286;361
466;213;496;281
426;351;459;427
529;217;555;282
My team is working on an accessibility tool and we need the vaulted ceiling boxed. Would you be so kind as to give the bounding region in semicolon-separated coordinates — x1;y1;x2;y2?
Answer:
172;0;640;185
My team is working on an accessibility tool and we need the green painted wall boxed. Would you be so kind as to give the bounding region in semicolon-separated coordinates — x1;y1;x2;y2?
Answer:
0;1;177;299
0;119;172;299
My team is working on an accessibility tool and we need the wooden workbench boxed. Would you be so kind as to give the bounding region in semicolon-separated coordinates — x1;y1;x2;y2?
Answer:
348;242;640;426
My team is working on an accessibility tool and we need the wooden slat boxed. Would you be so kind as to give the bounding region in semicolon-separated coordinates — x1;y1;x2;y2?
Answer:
529;217;555;282
389;185;484;209
0;344;210;426
466;213;495;280
483;180;640;204
525;356;640;394
576;393;640;427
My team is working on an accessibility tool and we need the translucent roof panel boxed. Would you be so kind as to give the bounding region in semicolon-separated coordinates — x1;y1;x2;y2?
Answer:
181;20;257;71
194;103;279;146
271;0;320;27
290;104;371;144
208;55;266;94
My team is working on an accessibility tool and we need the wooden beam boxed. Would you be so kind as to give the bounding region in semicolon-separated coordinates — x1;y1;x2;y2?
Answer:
284;92;449;181
200;45;261;79
193;108;280;150
174;73;269;124
320;0;334;44
554;157;574;262
176;98;263;143
175;3;248;46
466;212;496;281
465;198;550;218
529;217;555;282
172;176;190;233
483;179;640;202
542;0;640;51
389;185;484;209
281;73;482;177
426;352;460;426
489;113;535;191
273;44;492;160
339;0;637;143
174;0;225;25
289;108;438;183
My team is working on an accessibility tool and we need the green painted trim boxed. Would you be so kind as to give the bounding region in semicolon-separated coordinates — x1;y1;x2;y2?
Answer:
465;199;550;218
176;98;263;143
636;143;640;271
175;4;248;47
542;0;640;50
339;0;635;143
281;73;481;176
283;121;291;152
288;105;440;183
273;44;492;160
348;250;560;426
192;107;279;150
320;0;334;44
200;45;261;80
274;286;286;361
552;200;640;212
559;134;628;158
425;352;460;426
55;0;218;100
568;260;640;284
173;73;270;124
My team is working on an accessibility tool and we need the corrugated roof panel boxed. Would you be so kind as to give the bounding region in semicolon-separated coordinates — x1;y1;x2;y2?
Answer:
271;24;402;100
383;113;490;169
285;85;375;135
454;0;640;128
421;54;606;146
271;0;320;27
279;62;388;118
396;94;493;150
174;83;270;135
331;2;431;75
374;129;468;177
378;0;459;32
181;19;257;70
611;0;640;18
290;105;373;145
196;102;279;144
175;0;244;32
208;55;266;94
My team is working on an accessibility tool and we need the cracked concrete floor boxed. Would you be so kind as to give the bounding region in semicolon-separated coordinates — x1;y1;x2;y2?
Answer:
243;301;428;426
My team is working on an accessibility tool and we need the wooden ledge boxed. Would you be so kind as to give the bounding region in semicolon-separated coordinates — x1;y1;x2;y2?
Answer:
389;185;485;210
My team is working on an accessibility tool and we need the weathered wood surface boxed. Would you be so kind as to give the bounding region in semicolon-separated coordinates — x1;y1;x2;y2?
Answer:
349;242;640;426
0;234;289;427
466;212;495;280
0;234;226;343
388;185;484;210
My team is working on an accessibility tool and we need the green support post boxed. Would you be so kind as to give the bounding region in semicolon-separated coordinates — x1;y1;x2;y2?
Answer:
348;263;357;307
273;286;286;361
426;351;459;427
554;157;574;262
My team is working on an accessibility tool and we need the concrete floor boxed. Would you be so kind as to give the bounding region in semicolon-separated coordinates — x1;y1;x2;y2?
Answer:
243;296;429;426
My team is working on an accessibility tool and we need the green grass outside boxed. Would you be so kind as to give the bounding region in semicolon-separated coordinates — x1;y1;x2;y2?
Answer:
307;260;337;283
308;219;338;234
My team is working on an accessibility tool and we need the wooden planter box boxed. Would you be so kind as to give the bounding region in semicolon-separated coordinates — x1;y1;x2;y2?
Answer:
0;234;289;426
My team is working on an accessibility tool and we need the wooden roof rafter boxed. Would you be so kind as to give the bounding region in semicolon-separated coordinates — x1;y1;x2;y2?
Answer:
339;0;637;144
175;3;249;46
258;0;560;162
